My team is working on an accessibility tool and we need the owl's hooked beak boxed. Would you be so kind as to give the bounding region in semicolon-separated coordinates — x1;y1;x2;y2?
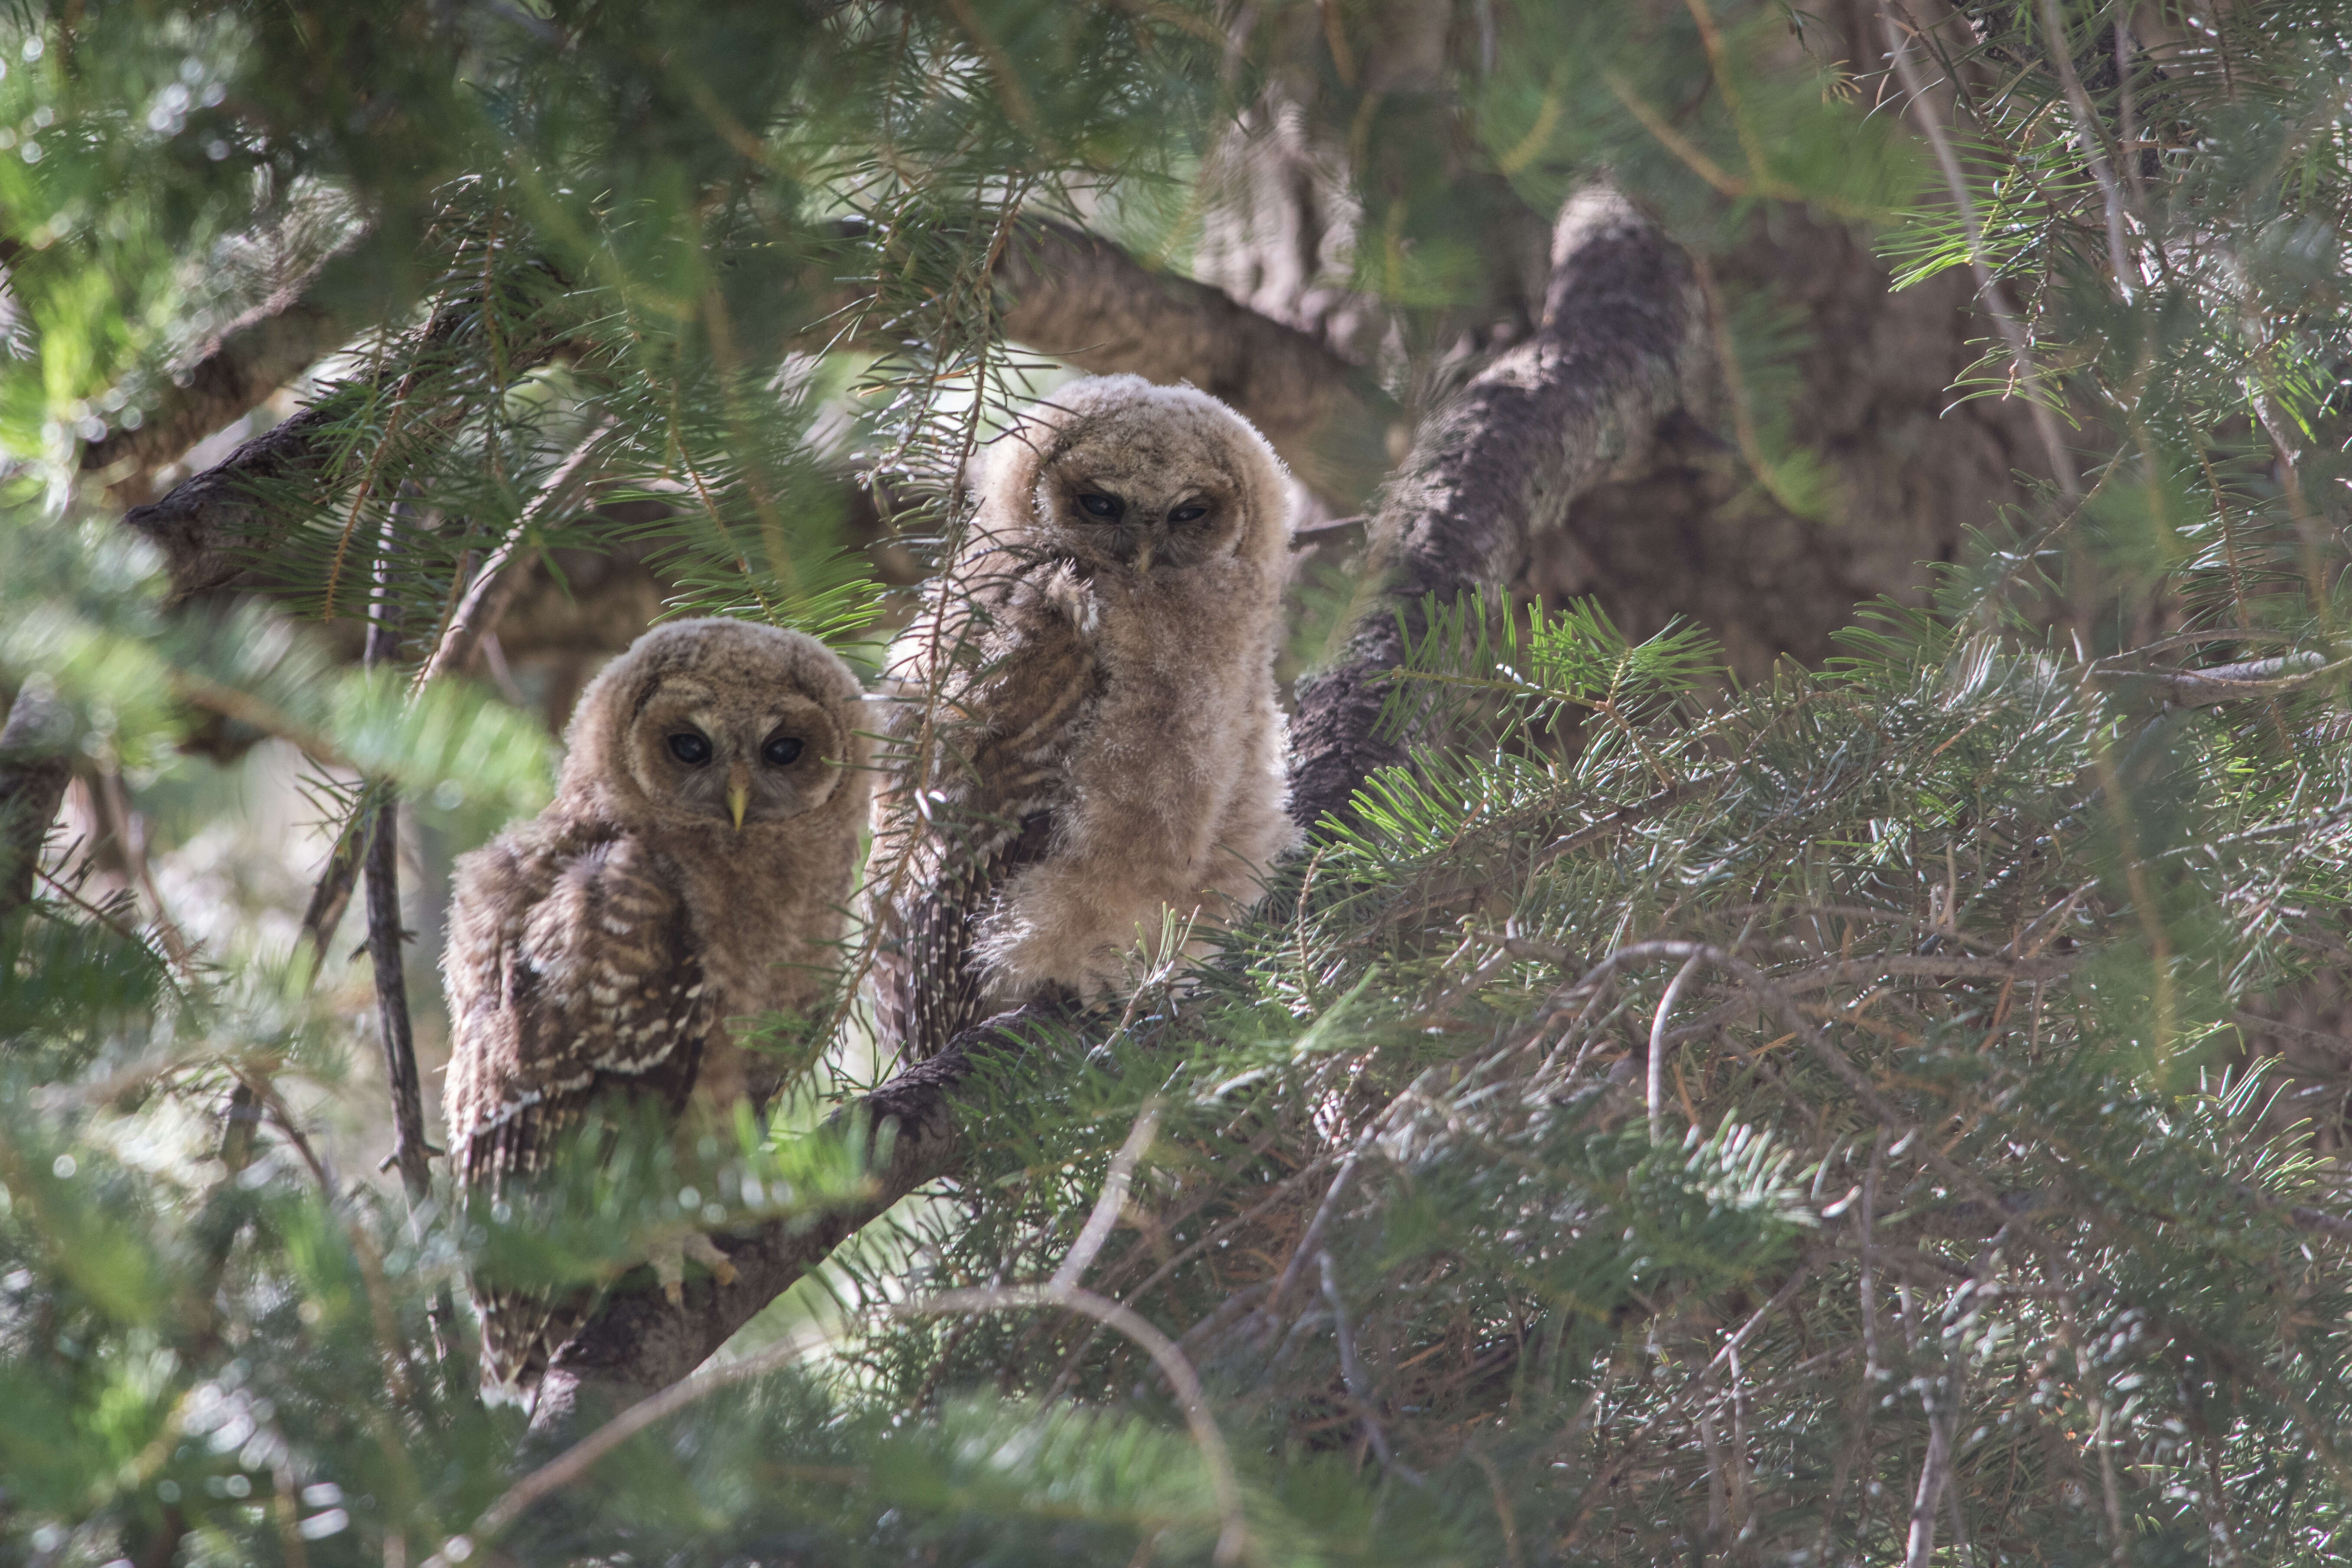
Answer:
1129;536;1155;574
726;762;751;832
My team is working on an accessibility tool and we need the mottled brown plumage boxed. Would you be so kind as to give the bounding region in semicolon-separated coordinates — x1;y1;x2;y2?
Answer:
441;617;870;1393
867;376;1300;1061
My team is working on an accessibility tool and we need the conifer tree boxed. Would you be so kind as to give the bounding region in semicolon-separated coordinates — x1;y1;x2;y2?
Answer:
3;3;2349;1564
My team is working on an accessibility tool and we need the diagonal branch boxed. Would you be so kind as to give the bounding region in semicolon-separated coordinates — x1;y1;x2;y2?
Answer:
413;416;619;689
524;1005;1064;1434
993;219;1400;507
121;219;1388;606
1286;183;1713;831
80;275;361;507
521;189;1711;1432
120;297;568;604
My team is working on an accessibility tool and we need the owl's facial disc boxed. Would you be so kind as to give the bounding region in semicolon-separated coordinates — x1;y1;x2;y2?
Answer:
1047;469;1239;576
628;682;843;829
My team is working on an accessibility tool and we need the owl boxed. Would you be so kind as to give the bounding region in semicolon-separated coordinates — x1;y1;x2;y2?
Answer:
867;374;1300;1061
440;616;871;1393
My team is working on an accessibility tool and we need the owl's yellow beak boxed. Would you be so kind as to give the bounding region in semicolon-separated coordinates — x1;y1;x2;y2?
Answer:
727;763;751;832
1131;538;1154;574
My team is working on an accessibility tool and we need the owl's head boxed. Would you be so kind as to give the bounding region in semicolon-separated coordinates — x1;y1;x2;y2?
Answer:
559;618;868;832
980;376;1292;579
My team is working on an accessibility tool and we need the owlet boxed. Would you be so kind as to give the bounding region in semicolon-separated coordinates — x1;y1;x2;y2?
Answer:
441;617;870;1393
867;375;1300;1060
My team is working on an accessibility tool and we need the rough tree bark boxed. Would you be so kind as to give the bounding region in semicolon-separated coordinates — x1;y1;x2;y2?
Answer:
1288;184;1711;830
1196;0;2052;681
80;283;357;509
996;220;1403;509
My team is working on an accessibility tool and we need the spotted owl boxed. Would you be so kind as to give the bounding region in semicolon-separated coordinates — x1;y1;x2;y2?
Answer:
867;374;1301;1060
440;617;871;1393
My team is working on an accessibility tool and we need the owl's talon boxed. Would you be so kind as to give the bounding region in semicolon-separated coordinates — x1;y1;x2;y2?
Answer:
684;1231;738;1289
652;1231;737;1304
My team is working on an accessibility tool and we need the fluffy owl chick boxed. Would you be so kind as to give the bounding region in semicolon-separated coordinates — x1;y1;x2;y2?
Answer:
441;617;870;1393
869;375;1300;1059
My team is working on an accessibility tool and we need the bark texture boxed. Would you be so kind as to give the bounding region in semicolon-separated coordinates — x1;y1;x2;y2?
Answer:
1528;208;2048;675
81;284;356;508
1199;0;2052;686
1287;185;1713;830
0;685;73;922
527;1014;1047;1431
997;220;1401;508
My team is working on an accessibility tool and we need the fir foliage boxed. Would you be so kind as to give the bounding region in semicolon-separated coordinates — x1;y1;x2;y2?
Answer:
3;2;2350;1565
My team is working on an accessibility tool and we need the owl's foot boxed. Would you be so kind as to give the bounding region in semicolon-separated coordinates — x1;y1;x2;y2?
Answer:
653;1232;740;1305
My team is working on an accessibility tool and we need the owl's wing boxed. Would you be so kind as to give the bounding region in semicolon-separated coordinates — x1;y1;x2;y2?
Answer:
871;804;1059;1061
871;565;1097;1059
443;826;712;1388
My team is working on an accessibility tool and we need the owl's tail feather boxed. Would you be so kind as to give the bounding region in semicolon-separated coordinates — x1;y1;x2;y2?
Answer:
474;1284;595;1400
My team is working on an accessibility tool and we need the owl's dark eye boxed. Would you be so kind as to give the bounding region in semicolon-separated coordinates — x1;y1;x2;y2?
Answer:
1076;491;1124;520
1167;503;1209;525
667;732;713;766
761;735;804;766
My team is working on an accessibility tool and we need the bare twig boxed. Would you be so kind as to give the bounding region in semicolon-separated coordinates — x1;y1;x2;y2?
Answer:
1648;949;1707;1142
412;416;618;691
362;802;431;1202
1269;1138;1367;1311
362;504;434;1206
2095;652;2344;707
1904;1366;1954;1568
1049;1101;1162;1292
2035;0;2136;294
1882;8;2081;497
294;823;366;977
484;1282;1253;1567
1320;1249;1420;1485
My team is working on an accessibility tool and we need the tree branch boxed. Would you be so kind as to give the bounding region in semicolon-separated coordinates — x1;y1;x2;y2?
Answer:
118;217;1374;605
81;281;358;507
1286;183;1712;831
524;1006;1061;1434
0;683;74;924
120;299;564;604
993;218;1401;507
519;192;1708;1428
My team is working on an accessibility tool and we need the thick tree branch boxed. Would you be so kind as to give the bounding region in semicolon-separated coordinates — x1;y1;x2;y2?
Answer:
0;683;74;923
121;299;565;605
1286;183;1713;831
993;219;1401;507
524;1007;1058;1434
81;282;358;508
121;399;354;600
120;220;1382;606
